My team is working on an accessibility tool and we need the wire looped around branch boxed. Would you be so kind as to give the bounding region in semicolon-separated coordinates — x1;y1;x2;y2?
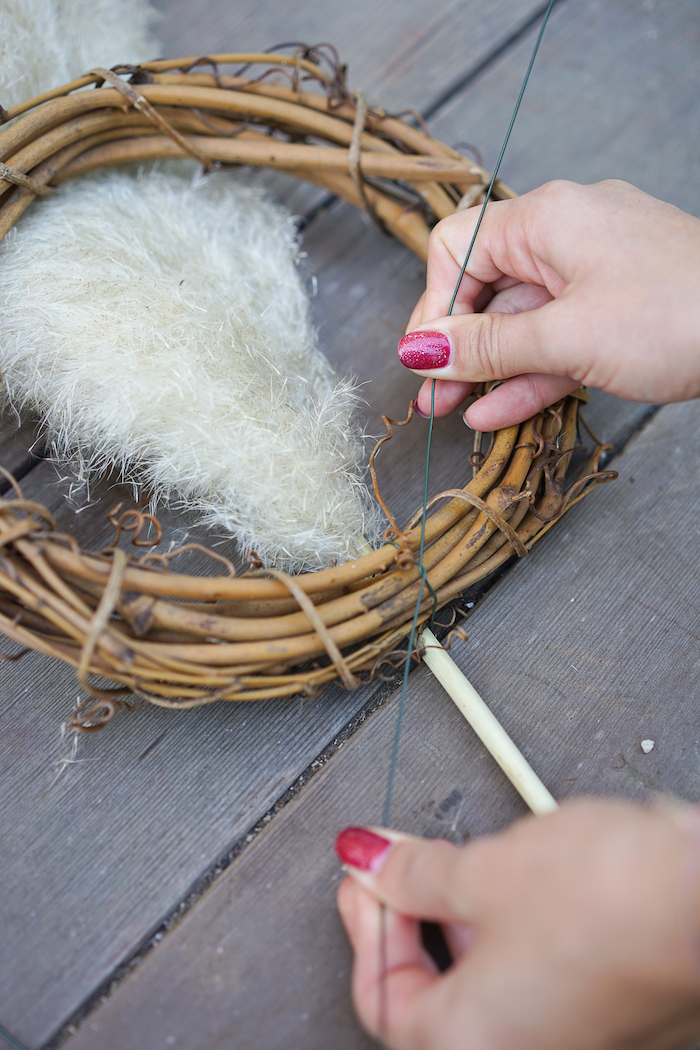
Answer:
421;489;528;557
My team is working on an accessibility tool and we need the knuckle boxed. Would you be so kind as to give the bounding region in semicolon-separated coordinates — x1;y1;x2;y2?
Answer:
429;213;460;252
545;177;578;196
432;214;453;238
537;178;581;206
466;312;502;379
597;177;631;192
384;840;426;898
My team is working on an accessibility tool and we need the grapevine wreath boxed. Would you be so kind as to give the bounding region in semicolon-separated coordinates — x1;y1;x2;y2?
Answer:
0;46;616;730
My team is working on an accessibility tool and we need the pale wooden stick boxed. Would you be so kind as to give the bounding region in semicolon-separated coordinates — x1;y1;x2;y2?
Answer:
419;627;557;815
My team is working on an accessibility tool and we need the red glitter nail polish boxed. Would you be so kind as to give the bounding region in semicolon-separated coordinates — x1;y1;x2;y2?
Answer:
398;330;451;370
335;827;392;872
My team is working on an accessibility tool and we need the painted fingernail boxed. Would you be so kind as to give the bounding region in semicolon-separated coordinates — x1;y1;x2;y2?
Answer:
335;827;392;872
413;401;429;419
398;330;451;370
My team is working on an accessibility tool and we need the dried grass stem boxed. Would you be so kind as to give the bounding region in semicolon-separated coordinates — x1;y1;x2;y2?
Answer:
0;52;615;726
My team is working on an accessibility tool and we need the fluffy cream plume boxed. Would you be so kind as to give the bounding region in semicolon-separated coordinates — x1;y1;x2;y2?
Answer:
0;0;379;569
0;0;159;110
0;169;381;570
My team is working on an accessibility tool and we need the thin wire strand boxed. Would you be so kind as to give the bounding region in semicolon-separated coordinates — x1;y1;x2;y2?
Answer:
377;3;556;1034
378;379;434;1043
0;1024;29;1050
381;381;435;828
381;0;556;835
447;0;556;315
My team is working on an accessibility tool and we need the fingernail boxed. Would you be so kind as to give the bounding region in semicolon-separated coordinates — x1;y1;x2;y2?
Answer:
335;826;392;872
413;401;429;419
398;330;451;370
462;412;473;430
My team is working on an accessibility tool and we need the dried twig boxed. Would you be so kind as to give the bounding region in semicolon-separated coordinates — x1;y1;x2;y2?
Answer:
0;49;616;726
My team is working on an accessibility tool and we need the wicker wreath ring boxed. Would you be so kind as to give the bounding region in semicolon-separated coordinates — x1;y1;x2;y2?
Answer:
0;47;617;729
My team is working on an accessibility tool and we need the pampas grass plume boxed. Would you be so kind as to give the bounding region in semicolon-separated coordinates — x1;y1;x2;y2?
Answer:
0;0;380;569
0;169;381;570
0;0;159;108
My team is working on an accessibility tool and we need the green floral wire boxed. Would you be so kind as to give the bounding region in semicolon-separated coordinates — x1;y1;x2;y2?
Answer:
381;378;436;826
0;10;559;1049
0;1022;29;1050
380;0;556;830
378;3;556;1032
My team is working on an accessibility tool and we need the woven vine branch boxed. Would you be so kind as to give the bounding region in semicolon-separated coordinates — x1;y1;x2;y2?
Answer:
0;47;617;728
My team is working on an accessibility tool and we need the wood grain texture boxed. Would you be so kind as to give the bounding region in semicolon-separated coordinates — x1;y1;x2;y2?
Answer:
0;0;697;1044
0;412;42;489
0;3;557;1043
151;0;547;113
430;0;700;214
65;400;700;1050
0;639;382;1047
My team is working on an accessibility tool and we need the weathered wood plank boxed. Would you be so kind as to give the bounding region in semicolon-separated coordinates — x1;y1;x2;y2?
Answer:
152;0;548;113
0;645;383;1048
0;2;562;1042
2;0;697;1044
430;0;700;215
65;399;700;1050
0;412;42;489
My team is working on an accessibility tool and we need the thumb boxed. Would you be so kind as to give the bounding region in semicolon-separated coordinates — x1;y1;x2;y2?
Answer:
397;302;566;385
335;826;471;924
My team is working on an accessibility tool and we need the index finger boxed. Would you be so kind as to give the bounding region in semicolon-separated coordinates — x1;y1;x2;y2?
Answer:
418;185;579;327
419;207;498;324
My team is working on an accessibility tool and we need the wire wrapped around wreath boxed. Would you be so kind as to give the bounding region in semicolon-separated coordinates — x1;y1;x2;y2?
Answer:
0;47;617;728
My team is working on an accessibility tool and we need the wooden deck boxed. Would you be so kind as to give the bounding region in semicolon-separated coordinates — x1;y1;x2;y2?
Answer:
1;1;699;1047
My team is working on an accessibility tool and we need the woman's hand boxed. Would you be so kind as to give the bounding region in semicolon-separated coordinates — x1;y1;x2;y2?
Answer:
399;180;700;430
336;798;700;1050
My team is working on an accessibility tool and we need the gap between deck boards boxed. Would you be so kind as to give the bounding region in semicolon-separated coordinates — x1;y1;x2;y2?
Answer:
422;0;564;119
41;400;661;1050
296;0;570;227
5;0;692;1042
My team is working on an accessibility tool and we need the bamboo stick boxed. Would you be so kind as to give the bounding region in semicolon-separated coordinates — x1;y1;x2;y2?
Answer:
418;627;557;815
